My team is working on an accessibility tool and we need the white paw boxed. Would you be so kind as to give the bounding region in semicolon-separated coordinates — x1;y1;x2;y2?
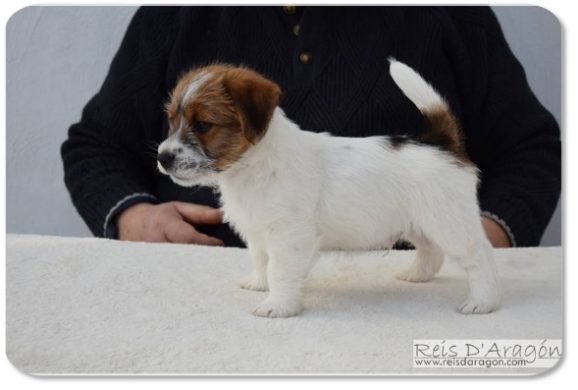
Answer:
252;297;303;318
459;296;500;314
396;267;434;283
238;274;269;292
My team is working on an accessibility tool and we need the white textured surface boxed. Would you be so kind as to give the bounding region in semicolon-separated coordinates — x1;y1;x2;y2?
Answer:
6;235;562;375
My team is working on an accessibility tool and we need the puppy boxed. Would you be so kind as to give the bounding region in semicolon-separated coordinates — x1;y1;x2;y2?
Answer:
157;60;501;318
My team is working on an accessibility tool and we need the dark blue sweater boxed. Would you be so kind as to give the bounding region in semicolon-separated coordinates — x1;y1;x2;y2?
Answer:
61;6;561;247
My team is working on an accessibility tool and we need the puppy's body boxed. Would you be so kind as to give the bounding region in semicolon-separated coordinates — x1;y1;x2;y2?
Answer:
220;110;475;251
158;60;501;318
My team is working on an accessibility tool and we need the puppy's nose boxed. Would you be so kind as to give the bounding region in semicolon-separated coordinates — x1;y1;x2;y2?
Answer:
157;152;175;169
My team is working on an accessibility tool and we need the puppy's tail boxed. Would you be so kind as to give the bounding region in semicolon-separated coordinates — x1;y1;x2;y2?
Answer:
388;58;470;164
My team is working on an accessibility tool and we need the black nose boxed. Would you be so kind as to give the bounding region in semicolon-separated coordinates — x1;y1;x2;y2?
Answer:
157;152;175;169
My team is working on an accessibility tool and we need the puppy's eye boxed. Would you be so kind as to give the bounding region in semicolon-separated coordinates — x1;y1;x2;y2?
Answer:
193;121;212;134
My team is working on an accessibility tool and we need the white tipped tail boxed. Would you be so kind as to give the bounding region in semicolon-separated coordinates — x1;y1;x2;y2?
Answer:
388;58;445;112
388;58;469;164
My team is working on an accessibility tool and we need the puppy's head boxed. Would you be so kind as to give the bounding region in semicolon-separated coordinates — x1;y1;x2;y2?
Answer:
157;64;281;186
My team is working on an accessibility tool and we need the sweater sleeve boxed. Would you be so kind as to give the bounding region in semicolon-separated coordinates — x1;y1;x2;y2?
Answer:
475;9;561;247
61;7;175;237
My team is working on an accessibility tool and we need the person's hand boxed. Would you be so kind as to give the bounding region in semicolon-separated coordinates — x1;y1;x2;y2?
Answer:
116;201;224;245
482;216;511;248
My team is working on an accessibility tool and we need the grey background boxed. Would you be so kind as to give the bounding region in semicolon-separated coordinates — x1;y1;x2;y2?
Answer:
6;6;562;246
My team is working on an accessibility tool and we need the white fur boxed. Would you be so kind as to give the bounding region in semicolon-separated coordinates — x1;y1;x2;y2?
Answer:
157;129;212;183
160;62;501;318
388;58;445;111
181;71;211;105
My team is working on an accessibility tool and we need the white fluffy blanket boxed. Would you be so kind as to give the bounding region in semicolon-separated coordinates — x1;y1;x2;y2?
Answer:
6;234;562;375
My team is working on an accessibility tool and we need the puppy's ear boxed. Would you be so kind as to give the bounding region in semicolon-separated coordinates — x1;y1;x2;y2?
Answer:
223;69;281;144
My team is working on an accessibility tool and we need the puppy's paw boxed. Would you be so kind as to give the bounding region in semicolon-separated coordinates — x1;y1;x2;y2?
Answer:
459;295;500;314
238;274;269;292
252;297;303;318
396;267;434;283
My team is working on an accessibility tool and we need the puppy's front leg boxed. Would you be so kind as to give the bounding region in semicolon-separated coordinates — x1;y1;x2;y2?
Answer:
252;234;319;318
239;242;269;292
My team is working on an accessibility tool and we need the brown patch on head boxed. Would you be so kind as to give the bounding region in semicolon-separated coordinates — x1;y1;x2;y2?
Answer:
166;63;281;170
419;104;473;166
221;68;281;145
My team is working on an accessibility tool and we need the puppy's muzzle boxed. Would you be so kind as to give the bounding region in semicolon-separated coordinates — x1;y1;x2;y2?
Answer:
157;152;176;170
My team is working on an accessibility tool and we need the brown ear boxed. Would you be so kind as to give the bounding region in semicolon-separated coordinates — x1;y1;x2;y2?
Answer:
223;69;281;144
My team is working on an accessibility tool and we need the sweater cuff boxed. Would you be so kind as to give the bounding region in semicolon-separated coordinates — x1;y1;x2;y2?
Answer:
103;193;158;239
77;181;159;238
480;210;517;248
479;193;537;247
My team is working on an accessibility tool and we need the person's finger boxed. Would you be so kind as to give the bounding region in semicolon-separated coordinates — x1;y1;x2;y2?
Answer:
164;220;202;244
165;220;224;246
173;202;223;225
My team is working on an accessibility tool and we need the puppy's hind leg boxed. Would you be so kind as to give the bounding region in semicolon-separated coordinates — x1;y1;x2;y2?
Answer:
455;241;501;314
396;232;444;283
421;213;501;314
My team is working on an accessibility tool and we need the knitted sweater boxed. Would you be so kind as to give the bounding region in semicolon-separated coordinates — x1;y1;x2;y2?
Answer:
61;6;561;247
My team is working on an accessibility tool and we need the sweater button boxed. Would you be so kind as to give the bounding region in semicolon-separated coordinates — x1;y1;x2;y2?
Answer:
299;52;312;64
283;5;296;15
293;24;300;36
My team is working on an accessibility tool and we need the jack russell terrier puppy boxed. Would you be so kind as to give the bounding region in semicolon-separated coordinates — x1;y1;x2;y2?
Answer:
157;60;501;318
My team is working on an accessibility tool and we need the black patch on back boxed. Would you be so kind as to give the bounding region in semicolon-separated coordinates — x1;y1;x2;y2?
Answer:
419;115;454;151
420;112;469;163
387;135;413;149
382;112;470;166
